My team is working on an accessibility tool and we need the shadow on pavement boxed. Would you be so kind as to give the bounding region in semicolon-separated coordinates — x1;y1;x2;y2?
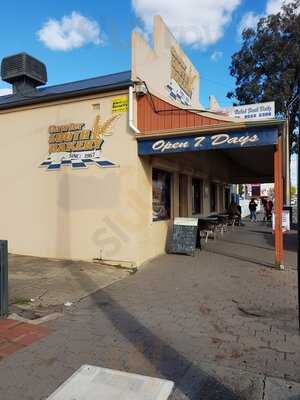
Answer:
69;266;241;400
203;248;274;269
218;238;273;252
248;228;298;254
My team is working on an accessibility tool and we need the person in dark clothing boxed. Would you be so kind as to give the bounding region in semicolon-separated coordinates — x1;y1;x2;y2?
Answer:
266;199;273;221
249;198;258;222
228;201;241;225
262;197;268;221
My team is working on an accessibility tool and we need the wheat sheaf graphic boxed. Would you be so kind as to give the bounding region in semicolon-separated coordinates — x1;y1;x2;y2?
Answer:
92;113;121;141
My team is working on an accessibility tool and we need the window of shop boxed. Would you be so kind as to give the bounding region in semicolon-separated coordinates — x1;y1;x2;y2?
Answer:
192;178;202;215
152;169;171;221
210;183;217;212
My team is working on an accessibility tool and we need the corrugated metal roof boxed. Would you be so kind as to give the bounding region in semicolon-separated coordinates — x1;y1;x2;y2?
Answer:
0;70;132;110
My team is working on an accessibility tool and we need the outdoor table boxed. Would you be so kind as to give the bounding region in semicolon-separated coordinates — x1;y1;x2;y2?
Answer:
214;214;229;223
218;213;229;218
198;217;218;224
194;216;219;243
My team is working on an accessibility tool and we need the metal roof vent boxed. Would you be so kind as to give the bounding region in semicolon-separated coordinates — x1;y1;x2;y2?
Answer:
1;53;47;95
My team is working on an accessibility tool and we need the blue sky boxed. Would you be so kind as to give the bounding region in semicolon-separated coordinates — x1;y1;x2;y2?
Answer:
0;0;285;108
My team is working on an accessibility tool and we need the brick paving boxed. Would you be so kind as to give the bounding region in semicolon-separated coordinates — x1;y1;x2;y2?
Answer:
0;319;49;359
0;221;299;399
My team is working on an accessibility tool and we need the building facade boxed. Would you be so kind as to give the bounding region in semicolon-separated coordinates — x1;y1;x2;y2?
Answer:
0;16;286;267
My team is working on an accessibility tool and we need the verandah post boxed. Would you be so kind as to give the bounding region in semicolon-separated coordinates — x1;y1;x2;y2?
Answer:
274;135;284;268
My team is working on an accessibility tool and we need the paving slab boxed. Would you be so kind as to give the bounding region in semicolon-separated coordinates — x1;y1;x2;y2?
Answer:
47;364;174;400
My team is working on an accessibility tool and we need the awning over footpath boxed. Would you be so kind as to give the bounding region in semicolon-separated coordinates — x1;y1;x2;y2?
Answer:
136;93;284;184
137;126;278;155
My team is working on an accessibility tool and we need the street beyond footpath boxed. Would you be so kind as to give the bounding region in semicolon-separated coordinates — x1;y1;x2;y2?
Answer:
0;219;299;399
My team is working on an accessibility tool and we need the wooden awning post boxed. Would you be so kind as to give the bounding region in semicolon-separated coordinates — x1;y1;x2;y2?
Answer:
274;136;284;268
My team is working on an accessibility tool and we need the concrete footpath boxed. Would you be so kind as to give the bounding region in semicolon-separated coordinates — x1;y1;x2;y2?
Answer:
8;254;129;309
0;221;299;399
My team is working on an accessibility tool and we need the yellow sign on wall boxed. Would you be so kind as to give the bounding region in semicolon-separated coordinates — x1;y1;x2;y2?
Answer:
112;97;128;113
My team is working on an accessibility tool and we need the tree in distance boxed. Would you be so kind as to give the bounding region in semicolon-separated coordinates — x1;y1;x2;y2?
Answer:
228;0;300;154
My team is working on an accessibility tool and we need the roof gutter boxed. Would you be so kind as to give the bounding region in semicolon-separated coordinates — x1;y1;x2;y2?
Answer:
0;80;132;111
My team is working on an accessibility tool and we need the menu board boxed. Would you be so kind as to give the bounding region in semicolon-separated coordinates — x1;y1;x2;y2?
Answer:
167;218;198;256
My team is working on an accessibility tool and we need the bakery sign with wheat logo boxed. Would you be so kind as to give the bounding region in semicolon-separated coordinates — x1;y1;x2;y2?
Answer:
40;113;120;170
166;47;197;107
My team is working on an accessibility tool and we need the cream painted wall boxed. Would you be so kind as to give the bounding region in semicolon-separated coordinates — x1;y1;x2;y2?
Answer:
0;90;231;267
0;91;145;264
132;15;200;109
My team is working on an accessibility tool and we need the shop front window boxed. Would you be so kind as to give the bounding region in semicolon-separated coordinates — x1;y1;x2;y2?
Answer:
152;169;171;221
210;183;217;212
192;178;202;215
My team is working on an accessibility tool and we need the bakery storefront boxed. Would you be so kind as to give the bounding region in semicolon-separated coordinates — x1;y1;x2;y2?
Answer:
0;16;286;268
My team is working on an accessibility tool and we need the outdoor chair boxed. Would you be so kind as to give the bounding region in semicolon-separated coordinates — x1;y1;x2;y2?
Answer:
227;217;236;231
200;222;216;243
215;222;225;237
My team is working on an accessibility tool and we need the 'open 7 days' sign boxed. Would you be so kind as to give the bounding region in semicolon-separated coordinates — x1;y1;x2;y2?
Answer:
138;128;278;155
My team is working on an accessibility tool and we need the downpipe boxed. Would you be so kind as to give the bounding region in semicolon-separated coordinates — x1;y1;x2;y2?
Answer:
128;85;140;134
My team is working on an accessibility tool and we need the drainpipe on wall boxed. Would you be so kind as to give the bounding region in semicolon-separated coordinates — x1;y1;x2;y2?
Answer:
128;85;140;134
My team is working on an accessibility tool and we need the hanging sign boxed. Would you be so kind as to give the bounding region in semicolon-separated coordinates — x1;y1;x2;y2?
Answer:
40;114;120;170
138;128;278;156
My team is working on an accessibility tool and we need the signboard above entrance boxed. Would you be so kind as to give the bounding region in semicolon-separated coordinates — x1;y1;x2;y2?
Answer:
138;128;278;156
226;102;275;121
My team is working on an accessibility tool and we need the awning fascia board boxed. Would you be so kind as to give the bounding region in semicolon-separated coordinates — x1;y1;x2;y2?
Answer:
138;126;279;156
136;119;284;140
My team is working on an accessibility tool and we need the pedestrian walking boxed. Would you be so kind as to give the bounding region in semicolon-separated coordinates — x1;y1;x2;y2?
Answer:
249;198;258;222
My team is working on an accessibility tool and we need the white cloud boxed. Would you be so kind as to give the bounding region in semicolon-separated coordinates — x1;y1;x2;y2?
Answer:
210;51;223;62
238;0;290;36
132;0;241;47
238;11;261;35
37;11;104;51
0;88;12;96
266;0;285;14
